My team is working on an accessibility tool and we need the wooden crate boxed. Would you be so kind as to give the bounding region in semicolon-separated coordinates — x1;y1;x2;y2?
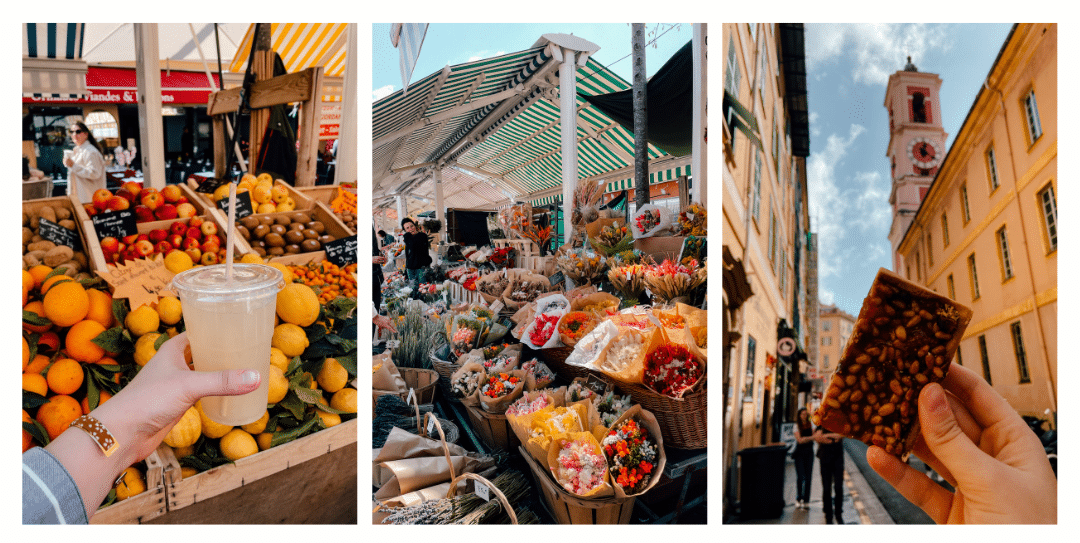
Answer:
156;418;357;523
22;195;97;273
83;208;233;272
493;238;538;257
185;177;315;213
463;405;520;452
261;201;353;264
633;236;687;263
89;449;169;524
518;446;636;524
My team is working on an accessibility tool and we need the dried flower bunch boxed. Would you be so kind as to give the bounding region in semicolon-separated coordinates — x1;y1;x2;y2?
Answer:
554;438;608;496
678;203;707;237
644;344;703;398
601;418;658;494
642;259;707;304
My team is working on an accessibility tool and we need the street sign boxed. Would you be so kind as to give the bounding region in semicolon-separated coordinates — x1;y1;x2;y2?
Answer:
778;337;796;357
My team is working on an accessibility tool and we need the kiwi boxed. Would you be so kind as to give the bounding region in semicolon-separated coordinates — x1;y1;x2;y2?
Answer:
240;216;260;230
288;222;305;232
290;212;311;224
264;233;285;247
306;221;326;234
318;234;335;245
253;224;270;239
285;244;301;254
269;224;286;236
258;215;275;227
274;215;292;226
302;229;319;240
267;246;285;256
237;225;251;241
252;246;267;257
285;230;305;245
300;239;321;252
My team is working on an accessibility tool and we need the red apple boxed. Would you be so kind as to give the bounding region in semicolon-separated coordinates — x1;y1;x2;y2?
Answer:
200;222;218;237
107;196;131;211
134;205;155;223
176;196;189;205
92;189;112;211
161;185;183;203
202;234;222;247
107;251;123;264
140;191;163;211
115;188;137;204
136;234;150;244
155;204;178;220
100;237;120;253
200;252;219;265
200;240;220;255
121;181;143;198
83;203;98;218
133;240;154;258
184;247;202;263
154;241;173;255
176;203;197;219
170;221;188;237
188;216;204;228
168;234;184;249
121;234;139;245
185;227;202;241
182;237;201;251
148;229;168;243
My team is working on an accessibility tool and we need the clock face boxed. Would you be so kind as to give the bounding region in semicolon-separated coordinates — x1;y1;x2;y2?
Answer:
907;136;941;169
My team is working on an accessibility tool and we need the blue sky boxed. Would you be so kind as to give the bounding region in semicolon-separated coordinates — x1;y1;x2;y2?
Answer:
371;23;694;101
805;23;1014;317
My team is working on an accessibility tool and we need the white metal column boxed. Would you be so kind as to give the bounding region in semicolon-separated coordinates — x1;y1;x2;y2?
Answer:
692;23;707;205
134;24;166;189
559;47;578;247
433;166;445;228
335;23;358;185
396;195;407;225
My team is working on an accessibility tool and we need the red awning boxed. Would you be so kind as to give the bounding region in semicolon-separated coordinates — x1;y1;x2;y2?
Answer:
22;66;220;105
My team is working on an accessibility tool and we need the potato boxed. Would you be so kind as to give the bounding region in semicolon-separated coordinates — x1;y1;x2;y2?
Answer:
72;252;88;268
30;234;43;244
43;246;74;267
28;240;57;253
23;254;42;268
55;261;81;276
59;219;77;230
23;211;30;226
54;206;72;220
38;206;57;224
22;227;33;245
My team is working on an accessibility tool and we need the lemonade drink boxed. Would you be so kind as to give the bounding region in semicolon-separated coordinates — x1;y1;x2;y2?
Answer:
171;264;283;426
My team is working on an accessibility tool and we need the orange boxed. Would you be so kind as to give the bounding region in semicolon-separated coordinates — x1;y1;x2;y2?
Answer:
80;390;112;415
23;300;51;333
85;288;115;328
36;394;81;440
40;274;73;294
23;269;34;294
95;355;118;367
22;337;30;371
26;354;50;375
22;373;48;396
114;466;146;500
46;358;83;395
27;264;53;289
65;319;107;363
23;410;35;452
43;281;89;328
37;331;60;353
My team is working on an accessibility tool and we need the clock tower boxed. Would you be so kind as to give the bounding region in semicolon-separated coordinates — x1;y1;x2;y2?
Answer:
884;56;947;274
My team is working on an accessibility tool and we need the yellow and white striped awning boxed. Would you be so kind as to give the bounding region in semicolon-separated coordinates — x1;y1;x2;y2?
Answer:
230;23;347;102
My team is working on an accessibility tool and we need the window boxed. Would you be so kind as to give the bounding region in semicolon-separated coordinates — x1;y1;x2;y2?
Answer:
1023;89;1043;143
986;146;999;191
823;355;830;370
822;320;831;332
960;183;971;224
1039;183;1057;252
955;343;964;368
1010;322;1031;384
927;233;934;267
967;253;980;300
978;335;992;385
912;92;927;123
996;226;1014;281
778;248;787;296
85;110;118;141
915;251;922;281
768;208;778;269
743;336;757;402
941;212;950;247
752;151;762;222
947;274;956;300
725;35;741;98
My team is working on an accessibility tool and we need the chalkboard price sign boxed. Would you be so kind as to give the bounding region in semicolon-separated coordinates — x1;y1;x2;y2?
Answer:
37;217;82;251
216;191;254;219
323;236;357;267
91;209;137;241
195;177;232;194
548;271;565;287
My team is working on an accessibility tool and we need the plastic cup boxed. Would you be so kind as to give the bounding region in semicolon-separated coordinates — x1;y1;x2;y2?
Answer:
171;263;284;426
63;149;73;163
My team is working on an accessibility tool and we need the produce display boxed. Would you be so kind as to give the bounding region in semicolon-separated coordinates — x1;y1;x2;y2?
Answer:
236;211;337;258
208;173;299;214
327;183;358;231
22;201;91;282
84;182;198;223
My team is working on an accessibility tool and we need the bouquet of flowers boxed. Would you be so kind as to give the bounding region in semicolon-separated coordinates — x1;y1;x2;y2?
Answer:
596;392;634;428
571;178;603;227
489;246;515;268
482;342;509;359
590;220;633;256
555;247;607;285
506;392;554;417
598;329;649;383
484;352;519;373
528;313;561;347
478;369;526;414
446;266;479;283
601;417;659;495
466;246;494;264
643;344;703;399
450;314;489;357
450;362;486;405
607;264;648;303
609;249;647;267
565;320;620;372
549;435;612;497
499;203;532;236
519;223;553;255
476;271;511;303
630;204;674;239
642;259;707;304
557;311;598;347
570;292;620;318
680;235;706;267
521;358;556;390
566;380;597;404
677;203;707;237
635;209;662;234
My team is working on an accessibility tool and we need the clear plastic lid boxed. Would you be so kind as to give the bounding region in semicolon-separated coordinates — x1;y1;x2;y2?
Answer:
171;263;284;298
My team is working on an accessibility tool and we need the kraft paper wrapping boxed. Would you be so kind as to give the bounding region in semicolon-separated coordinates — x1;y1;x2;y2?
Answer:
595;327;663;385
478;368;527;414
565;284;598;304
546;431;615;499
524;360;556;391
570;292;621;318
564;320;620;371
502;270;552;311
676;303;708;359
373;482;457;524
376;455;476;496
642;339;706;400
517;401;589;466
372;353;408;395
505;390;559;447
373;427;474;488
480;343;522;373
449;361;487;407
597;405;668;499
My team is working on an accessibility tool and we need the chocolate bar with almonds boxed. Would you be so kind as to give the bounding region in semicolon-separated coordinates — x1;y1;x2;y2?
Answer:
813;268;973;457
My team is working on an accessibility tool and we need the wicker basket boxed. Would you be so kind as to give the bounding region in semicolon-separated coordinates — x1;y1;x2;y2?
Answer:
463;404;521;452
393;415;460;444
518;446;635;524
620;380;707;449
430;347;461;402
528;345;594;382
374;367;439;405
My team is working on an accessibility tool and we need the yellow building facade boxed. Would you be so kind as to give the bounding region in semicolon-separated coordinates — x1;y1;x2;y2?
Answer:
896;23;1056;422
721;23;814;511
815;304;855;384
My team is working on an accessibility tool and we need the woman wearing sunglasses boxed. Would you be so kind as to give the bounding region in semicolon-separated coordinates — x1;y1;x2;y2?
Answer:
62;121;107;203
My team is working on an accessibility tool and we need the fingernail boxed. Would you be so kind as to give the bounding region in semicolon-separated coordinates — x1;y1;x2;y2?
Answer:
924;383;948;414
239;370;260;387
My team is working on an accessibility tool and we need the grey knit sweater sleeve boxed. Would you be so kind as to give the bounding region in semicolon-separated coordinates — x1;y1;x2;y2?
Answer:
22;447;89;524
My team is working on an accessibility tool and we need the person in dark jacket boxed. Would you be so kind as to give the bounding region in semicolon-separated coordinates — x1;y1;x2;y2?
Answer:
793;408;815;509
814;424;846;523
373;228;386;309
377;229;395;247
401;217;432;286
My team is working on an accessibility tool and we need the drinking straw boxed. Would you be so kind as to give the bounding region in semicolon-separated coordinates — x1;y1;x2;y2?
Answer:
225;181;237;280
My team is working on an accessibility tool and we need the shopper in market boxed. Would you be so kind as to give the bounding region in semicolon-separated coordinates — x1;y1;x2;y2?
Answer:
63;121;107;203
378;229;395;246
401;217;432;287
23;332;261;524
814;423;846;523
793;407;815;510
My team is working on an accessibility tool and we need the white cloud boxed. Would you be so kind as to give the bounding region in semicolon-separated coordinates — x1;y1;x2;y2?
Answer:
807;124;867;279
819;288;835;306
806;24;951;86
372;85;395;101
809;111;821;138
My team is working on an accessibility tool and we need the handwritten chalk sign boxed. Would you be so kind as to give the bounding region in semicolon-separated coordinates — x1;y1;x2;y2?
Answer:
548;271;565;287
91;209;137;241
584;374;611;396
94;254;177;310
475;481;491;502
323;236;357;267
216;191;254;219
37;217;82;251
194;177;231;194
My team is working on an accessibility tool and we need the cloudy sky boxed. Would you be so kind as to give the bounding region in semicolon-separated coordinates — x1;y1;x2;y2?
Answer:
371;23;694;101
804;23;1013;317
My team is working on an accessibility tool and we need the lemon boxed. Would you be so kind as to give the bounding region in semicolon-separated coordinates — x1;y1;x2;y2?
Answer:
241;410;269;434
163;406;201;448
256;173;273;185
330;387;357;414
180;466;199;479
195;399;233;439
219;428;258;461
134;333;162;366
267;365;289;404
256;202;277;214
269;347;290;372
164;250;194;274
266;262;293;283
272;323;309;357
277;284;320;327
115;466;146;500
276;200;296;213
156;296;183;326
251;184;273;204
173;444;195;459
315;399;341;428
125;305;160;336
317;358;348;393
256;430;275;451
239;253;264;264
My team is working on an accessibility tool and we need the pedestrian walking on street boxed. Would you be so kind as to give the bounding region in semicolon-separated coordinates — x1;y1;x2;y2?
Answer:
793;408;815;509
815;425;846;524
